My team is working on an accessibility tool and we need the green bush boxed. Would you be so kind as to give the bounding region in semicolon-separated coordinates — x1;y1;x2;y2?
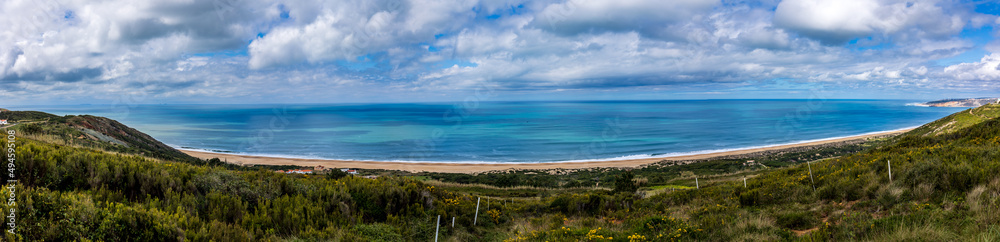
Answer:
613;171;638;194
353;223;404;242
774;211;818;230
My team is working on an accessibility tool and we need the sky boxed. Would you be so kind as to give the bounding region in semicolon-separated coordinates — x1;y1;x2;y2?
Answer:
1;0;1000;105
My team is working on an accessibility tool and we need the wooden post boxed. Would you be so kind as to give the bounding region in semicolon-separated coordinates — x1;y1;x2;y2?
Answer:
474;197;481;225
434;215;441;242
888;161;893;182
695;177;699;189
452;217;455;228
807;161;816;191
743;176;747;188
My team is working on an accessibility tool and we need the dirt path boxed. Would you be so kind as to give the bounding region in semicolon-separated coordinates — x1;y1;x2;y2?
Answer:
970;109;989;120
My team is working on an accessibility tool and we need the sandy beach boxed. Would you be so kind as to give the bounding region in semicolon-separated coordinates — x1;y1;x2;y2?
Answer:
181;129;911;173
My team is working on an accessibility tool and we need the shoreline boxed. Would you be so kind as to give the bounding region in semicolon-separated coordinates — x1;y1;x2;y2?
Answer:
180;128;912;174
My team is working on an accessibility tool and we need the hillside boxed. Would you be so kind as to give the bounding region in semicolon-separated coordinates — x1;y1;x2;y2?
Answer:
907;103;1000;136
1;107;999;241
0;110;61;122
2;109;199;163
63;115;198;162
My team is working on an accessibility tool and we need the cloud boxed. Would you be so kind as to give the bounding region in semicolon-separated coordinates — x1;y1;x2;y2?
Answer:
247;0;478;69
774;0;966;44
533;0;719;39
1;0;998;104
0;0;268;81
943;53;1000;82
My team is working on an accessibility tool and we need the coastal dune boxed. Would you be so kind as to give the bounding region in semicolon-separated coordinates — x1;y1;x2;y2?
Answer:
181;129;911;174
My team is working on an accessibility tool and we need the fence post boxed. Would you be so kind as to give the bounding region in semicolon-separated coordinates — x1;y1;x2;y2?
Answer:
743;176;747;188
695;177;699;189
452;217;455;228
474;197;481;225
887;160;892;183
434;215;441;242
807;161;816;191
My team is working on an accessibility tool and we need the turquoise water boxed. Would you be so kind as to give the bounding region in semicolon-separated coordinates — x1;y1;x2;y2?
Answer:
14;100;966;163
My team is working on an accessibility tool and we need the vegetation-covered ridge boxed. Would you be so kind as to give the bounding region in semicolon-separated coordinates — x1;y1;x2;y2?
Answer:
1;109;199;163
907;103;1000;136
1;107;999;241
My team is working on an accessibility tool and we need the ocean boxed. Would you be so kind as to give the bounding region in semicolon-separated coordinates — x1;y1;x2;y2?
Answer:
14;100;966;163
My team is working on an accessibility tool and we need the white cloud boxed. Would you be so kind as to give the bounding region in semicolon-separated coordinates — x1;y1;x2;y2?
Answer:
0;0;269;81
0;0;997;104
248;0;478;69
943;53;1000;82
774;0;965;44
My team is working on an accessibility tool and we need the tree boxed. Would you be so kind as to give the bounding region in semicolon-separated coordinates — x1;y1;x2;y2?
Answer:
326;169;348;180
21;123;43;134
613;171;638;194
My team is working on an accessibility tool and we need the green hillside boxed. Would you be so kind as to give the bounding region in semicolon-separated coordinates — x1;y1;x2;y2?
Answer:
907;103;1000;137
2;110;200;163
0;110;61;122
1;107;999;241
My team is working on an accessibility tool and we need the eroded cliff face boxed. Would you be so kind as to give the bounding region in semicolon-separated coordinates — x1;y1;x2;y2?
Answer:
924;98;1000;107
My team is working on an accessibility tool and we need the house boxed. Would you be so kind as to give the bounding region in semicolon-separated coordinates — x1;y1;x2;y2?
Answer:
744;160;756;166
315;165;326;171
275;170;285;173
346;169;359;175
362;175;378;179
0;120;7;125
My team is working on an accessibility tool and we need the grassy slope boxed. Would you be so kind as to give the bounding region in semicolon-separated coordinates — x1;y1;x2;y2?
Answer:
0;110;61;122
506;109;1000;241
907;103;1000;137
4;110;201;163
64;115;199;163
2;106;1000;241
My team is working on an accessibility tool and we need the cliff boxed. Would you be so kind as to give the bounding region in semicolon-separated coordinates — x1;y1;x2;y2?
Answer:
923;98;1000;107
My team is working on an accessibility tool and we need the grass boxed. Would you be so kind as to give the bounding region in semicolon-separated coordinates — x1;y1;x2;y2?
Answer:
646;184;695;190
908;104;1000;136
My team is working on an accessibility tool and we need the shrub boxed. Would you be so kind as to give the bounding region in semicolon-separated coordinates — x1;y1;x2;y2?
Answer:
353;223;404;242
774;211;818;230
613;171;638;194
326;169;348;180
